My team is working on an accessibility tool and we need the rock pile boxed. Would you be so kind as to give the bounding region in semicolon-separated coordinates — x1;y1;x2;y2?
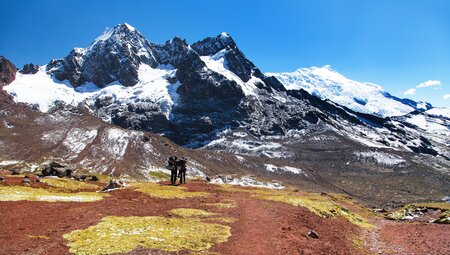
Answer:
102;180;127;192
41;161;73;178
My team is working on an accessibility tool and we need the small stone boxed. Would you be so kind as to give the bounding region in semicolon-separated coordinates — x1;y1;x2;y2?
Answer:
22;176;31;185
307;230;319;239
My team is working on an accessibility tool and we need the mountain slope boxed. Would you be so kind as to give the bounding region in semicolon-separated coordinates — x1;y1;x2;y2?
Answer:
1;34;450;207
266;66;432;117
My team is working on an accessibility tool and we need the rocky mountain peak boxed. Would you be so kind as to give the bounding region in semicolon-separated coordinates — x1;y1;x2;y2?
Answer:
191;32;237;56
0;56;17;85
46;23;157;87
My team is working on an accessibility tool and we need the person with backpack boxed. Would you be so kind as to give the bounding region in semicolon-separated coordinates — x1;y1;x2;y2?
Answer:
177;157;187;184
168;156;178;185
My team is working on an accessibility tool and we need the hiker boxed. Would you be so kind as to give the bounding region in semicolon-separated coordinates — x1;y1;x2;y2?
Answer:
177;157;187;184
168;156;178;185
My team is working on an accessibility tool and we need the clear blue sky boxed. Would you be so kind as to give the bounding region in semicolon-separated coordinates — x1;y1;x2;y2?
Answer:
1;0;449;107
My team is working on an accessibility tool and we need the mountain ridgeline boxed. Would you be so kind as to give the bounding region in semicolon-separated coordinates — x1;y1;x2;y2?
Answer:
13;23;442;160
1;23;450;205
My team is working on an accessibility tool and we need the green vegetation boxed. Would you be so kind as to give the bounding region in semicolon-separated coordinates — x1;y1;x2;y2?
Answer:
63;216;231;255
170;208;216;218
219;184;371;228
132;183;208;199
0;186;104;202
147;171;170;180
258;194;372;228
206;217;238;223
40;178;99;191
206;201;237;209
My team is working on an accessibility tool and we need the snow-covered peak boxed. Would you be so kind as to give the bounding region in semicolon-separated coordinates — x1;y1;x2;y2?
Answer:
122;22;136;31
220;32;230;39
88;23;146;51
267;66;425;117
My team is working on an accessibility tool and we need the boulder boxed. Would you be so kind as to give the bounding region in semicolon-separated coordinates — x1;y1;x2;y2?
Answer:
89;176;99;182
102;180;127;192
22;176;31;185
307;230;319;239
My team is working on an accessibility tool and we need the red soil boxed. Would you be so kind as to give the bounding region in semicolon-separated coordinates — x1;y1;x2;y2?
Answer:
0;176;448;255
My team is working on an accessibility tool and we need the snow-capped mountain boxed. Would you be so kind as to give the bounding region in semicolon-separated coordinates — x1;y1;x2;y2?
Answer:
266;66;432;117
3;23;449;163
1;24;450;206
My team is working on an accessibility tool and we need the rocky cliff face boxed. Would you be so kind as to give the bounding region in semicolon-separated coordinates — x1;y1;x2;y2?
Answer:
0;56;16;85
0;56;17;105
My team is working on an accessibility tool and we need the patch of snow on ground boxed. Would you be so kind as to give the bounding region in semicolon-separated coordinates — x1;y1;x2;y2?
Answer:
354;151;406;166
265;164;307;175
63;128;98;157
101;128;130;160
0;160;24;166
235;155;246;163
206;138;291;158
210;175;284;189
187;161;207;177
41;130;66;145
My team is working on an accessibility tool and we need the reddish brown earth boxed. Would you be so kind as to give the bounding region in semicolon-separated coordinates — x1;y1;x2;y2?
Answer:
0;175;449;255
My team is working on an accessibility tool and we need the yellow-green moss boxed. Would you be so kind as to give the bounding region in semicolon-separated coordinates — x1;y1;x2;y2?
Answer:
434;210;450;224
40;178;99;191
132;183;208;199
147;171;170;180
257;194;372;229
63;216;231;255
207;217;238;224
0;186;104;202
412;202;450;210
206;202;237;209
170;208;216;218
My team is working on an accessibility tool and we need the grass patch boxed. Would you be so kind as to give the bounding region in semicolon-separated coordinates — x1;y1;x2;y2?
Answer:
147;171;170;180
0;186;104;202
132;183;208;199
258;194;372;228
207;217;238;224
170;208;216;218
40;178;99;191
63;216;231;255
206;202;237;209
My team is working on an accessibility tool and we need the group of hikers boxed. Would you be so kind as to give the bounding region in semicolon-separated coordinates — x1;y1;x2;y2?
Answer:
167;156;187;185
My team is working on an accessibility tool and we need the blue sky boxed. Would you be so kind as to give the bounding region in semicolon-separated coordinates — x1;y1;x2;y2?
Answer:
1;0;449;107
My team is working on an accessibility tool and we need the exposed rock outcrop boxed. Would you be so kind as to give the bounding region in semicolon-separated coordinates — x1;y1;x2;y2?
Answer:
20;63;40;74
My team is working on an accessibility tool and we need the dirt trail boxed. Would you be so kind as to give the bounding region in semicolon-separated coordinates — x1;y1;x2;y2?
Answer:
0;178;449;255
